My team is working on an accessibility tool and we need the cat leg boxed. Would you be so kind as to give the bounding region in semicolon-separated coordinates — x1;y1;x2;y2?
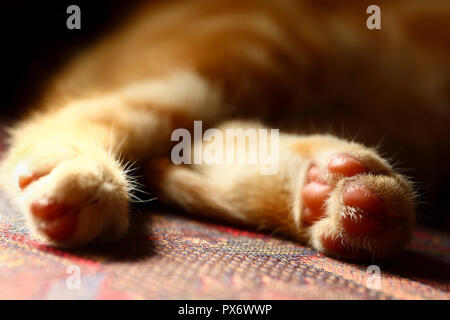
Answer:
148;121;415;260
0;90;194;246
0;65;233;247
0;70;226;247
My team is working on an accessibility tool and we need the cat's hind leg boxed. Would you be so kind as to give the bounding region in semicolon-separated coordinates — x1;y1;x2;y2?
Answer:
148;122;415;260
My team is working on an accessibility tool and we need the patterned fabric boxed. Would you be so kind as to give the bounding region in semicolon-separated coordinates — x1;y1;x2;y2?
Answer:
0;192;449;300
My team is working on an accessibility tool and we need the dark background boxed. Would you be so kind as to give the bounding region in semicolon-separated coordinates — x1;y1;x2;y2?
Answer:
0;0;143;121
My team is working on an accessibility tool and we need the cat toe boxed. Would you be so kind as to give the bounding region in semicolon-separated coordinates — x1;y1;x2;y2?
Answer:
14;160;52;190
320;235;354;256
31;198;78;242
301;179;332;225
18;170;48;190
340;183;385;236
328;154;367;177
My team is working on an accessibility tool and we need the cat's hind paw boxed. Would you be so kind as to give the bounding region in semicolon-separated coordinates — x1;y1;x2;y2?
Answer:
301;152;415;260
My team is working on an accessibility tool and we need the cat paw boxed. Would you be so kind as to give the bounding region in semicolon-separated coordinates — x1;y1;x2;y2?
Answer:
301;152;415;260
2;142;130;247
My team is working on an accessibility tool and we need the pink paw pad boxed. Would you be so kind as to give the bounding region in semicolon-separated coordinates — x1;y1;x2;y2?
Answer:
342;183;384;215
301;181;332;225
321;235;352;255
328;154;367;177
30;199;78;241
302;154;386;237
18;171;47;190
320;235;369;259
341;183;385;236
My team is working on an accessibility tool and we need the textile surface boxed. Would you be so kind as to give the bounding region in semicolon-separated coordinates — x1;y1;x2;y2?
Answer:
0;197;449;299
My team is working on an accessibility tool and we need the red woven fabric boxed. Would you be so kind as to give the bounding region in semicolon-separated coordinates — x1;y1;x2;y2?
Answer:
0;198;449;299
